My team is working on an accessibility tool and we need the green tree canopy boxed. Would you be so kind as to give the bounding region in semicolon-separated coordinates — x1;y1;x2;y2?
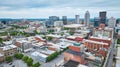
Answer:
26;58;33;66
32;62;40;67
22;56;29;63
6;56;13;62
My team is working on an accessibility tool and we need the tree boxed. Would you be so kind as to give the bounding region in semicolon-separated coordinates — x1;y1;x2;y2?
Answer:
69;32;74;35
64;27;69;30
47;36;52;41
26;58;33;66
14;53;24;59
6;56;12;62
34;30;38;34
49;29;54;33
25;34;30;37
42;36;46;39
22;56;29;63
0;38;3;43
46;52;59;62
32;62;40;67
61;32;64;36
117;39;120;44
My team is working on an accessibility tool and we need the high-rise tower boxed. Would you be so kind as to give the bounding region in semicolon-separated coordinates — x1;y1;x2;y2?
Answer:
75;15;80;24
99;11;107;25
84;11;90;27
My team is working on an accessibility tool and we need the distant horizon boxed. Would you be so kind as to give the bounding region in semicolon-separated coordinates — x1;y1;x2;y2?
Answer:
0;17;120;19
0;0;120;18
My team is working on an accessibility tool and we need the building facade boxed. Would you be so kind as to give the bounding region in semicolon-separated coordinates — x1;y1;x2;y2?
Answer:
0;45;18;62
94;17;100;28
84;39;108;57
62;16;67;25
64;46;86;64
108;17;116;28
99;11;107;25
75;15;80;24
84;11;90;27
54;21;63;27
46;16;59;27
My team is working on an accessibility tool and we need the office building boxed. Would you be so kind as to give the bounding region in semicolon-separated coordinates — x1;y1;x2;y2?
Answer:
84;11;90;27
99;11;107;25
108;17;116;28
116;19;120;24
54;21;63;27
75;15;80;24
94;17;100;28
62;16;67;25
45;16;59;27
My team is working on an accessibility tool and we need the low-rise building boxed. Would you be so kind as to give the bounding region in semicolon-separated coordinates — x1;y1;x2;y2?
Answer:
64;45;86;64
84;39;108;57
89;36;112;47
14;40;33;52
0;45;18;62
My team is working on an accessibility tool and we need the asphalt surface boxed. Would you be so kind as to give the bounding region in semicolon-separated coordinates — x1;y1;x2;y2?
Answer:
106;39;116;67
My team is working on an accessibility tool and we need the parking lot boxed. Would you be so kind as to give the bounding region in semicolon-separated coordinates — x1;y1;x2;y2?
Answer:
2;60;27;67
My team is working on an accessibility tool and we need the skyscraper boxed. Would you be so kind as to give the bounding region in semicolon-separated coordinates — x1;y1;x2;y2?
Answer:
94;17;100;28
45;16;59;27
108;17;116;28
84;11;90;27
62;16;67;25
75;15;79;24
99;11;107;25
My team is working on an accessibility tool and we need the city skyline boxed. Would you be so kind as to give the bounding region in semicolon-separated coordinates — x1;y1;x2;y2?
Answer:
0;0;120;18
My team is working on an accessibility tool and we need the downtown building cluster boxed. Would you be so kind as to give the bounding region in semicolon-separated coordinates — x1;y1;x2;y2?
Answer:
0;11;119;67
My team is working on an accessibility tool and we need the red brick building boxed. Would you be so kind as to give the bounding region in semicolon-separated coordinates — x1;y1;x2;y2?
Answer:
35;36;46;42
84;39;108;57
99;23;105;29
64;46;86;64
89;36;112;47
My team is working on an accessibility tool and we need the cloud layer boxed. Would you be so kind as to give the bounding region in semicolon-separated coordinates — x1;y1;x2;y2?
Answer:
0;0;120;18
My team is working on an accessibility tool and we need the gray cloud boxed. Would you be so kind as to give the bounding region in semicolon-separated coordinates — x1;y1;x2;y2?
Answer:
0;0;120;9
0;0;120;18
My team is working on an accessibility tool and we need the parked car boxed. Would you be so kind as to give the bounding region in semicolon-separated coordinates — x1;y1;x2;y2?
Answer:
12;65;15;67
9;62;12;65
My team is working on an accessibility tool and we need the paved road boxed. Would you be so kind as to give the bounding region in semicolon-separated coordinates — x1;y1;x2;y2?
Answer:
3;60;27;67
106;38;116;67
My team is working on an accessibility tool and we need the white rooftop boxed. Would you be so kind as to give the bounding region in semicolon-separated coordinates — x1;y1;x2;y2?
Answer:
1;45;17;51
0;53;4;57
3;41;12;45
78;64;88;67
46;34;62;38
64;24;84;28
31;51;48;58
84;39;108;45
90;36;111;40
40;49;55;55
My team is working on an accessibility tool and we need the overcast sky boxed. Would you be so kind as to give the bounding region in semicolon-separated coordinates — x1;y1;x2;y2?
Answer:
0;0;120;18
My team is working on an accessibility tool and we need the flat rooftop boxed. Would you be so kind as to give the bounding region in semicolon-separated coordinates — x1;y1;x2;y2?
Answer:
1;45;17;51
84;39;108;45
64;24;84;28
90;36;111;40
63;60;79;67
65;49;84;56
